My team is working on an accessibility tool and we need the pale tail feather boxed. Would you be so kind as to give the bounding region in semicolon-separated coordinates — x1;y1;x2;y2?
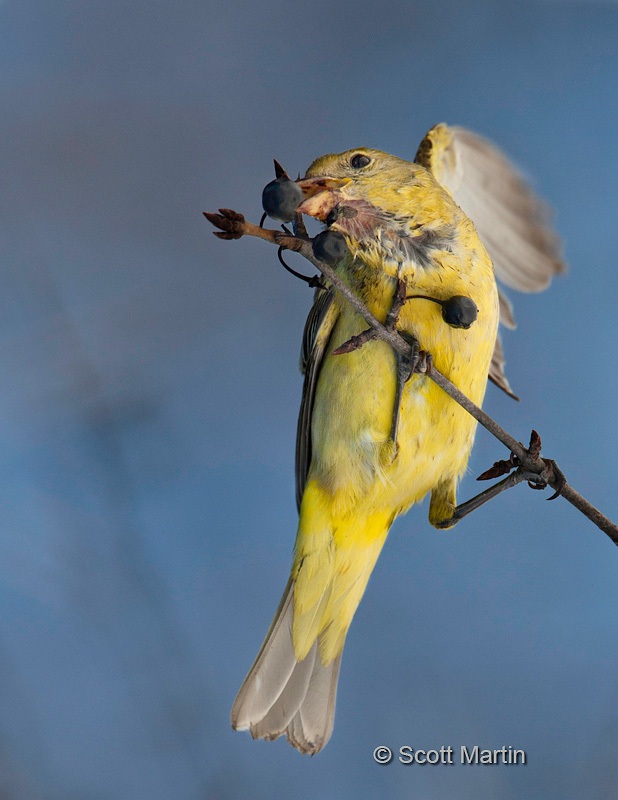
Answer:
230;579;342;755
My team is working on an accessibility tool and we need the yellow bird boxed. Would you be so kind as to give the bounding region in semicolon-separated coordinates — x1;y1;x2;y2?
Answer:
230;124;564;754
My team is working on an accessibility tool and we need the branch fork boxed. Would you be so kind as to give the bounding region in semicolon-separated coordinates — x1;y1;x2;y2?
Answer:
204;194;618;544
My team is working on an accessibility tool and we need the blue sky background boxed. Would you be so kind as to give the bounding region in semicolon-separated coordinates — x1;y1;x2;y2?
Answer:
1;0;618;797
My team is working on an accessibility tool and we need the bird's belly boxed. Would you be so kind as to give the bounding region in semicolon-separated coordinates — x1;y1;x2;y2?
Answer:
308;309;485;517
311;278;497;514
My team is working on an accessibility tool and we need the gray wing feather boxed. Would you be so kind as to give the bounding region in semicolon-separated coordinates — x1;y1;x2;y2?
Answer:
488;333;519;401
443;126;565;294
416;123;565;399
498;288;516;330
295;288;339;510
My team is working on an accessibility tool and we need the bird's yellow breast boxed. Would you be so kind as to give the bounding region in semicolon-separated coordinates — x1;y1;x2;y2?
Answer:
293;153;500;663
308;219;498;525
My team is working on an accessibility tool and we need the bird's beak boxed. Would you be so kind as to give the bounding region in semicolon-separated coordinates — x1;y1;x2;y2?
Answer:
296;176;351;220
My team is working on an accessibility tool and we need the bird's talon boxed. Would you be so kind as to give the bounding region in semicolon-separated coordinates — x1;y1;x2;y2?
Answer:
415;350;432;375
395;331;420;382
543;459;567;500
385;279;408;330
381;437;399;466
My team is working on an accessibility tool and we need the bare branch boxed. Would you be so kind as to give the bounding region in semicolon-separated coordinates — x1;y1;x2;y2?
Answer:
204;209;618;545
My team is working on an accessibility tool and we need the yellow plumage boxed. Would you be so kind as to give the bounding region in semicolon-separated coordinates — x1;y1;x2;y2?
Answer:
230;125;563;754
290;153;498;666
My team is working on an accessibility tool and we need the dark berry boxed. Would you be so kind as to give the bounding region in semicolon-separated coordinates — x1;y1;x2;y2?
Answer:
312;230;349;266
261;177;304;222
441;295;478;329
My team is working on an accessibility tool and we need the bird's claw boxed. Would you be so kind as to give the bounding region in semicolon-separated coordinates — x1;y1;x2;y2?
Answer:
385;278;408;330
476;430;566;501
395;331;420;382
415;350;433;376
543;459;567;500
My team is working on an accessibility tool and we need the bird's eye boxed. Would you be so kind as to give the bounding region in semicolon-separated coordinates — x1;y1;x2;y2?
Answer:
350;153;371;169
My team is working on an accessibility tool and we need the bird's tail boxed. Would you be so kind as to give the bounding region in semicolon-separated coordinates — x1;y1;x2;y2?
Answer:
230;577;342;754
231;487;391;754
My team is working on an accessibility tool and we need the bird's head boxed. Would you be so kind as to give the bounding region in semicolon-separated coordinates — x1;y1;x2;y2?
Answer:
296;148;435;244
298;148;425;215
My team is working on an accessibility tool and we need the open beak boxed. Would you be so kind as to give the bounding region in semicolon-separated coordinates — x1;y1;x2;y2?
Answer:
296;176;351;220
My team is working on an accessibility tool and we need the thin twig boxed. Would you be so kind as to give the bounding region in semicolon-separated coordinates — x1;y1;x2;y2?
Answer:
430;370;618;543
204;209;618;545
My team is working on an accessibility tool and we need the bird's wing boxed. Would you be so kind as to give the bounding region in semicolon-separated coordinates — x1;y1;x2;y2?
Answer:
488;333;519;400
295;287;339;511
415;123;565;293
415;123;565;398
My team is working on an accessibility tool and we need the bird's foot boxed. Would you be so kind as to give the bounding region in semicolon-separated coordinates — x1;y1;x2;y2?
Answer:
434;431;568;528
